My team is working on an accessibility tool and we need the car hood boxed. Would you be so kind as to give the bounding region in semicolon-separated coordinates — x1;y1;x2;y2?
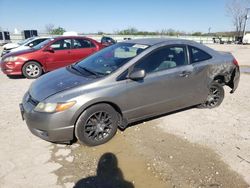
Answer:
3;43;19;50
11;46;30;52
3;48;36;58
29;67;96;101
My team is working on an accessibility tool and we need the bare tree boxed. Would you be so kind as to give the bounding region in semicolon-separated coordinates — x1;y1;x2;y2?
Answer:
45;24;55;34
226;0;250;36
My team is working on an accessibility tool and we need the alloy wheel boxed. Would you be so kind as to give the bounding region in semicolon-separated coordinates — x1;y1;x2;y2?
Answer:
84;111;113;141
25;64;40;77
204;86;221;108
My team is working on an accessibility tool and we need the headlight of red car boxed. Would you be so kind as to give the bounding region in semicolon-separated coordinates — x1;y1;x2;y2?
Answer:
3;56;18;62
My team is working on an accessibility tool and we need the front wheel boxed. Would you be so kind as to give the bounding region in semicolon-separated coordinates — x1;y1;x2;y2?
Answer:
22;61;42;79
75;104;119;146
199;83;225;109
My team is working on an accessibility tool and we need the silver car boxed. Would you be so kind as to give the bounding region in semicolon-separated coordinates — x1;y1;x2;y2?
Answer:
20;38;240;146
1;37;50;57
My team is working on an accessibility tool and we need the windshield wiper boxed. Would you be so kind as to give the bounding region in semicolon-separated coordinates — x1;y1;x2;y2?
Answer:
69;64;85;74
78;66;101;76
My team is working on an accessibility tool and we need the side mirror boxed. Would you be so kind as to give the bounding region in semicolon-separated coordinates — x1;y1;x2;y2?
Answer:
129;69;146;81
44;47;54;53
28;43;34;47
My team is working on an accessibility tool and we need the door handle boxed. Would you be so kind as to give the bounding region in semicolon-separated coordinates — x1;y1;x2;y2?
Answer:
179;71;192;77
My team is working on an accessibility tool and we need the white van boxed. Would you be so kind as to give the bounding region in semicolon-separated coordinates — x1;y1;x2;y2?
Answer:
243;33;250;44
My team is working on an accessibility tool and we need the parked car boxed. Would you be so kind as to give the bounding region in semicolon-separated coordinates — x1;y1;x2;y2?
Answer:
20;38;240;146
0;36;104;78
234;36;243;44
243;33;250;44
2;38;32;51
123;37;132;40
212;37;225;44
1;37;50;57
101;36;116;47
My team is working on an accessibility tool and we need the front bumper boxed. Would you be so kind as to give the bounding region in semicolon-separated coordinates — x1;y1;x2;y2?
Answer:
0;60;23;75
20;93;75;143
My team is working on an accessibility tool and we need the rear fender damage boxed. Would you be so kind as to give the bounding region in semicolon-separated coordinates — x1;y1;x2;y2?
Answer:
227;66;240;93
208;64;240;93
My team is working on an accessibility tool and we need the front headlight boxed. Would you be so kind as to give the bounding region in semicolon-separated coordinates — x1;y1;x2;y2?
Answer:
3;56;18;62
34;101;76;113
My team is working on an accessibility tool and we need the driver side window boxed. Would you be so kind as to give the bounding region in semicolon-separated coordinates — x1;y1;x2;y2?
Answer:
134;45;187;73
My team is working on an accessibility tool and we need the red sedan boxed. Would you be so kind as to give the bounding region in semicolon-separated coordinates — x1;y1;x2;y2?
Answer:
0;36;104;78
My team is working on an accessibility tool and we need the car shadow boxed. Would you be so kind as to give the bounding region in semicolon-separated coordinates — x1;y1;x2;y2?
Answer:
7;75;26;79
74;152;134;188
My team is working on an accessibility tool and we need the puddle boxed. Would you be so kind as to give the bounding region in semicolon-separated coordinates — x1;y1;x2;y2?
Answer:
50;120;248;188
50;130;169;188
240;66;250;74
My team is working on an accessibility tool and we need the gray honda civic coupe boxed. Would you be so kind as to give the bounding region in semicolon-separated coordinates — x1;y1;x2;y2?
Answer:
20;38;240;146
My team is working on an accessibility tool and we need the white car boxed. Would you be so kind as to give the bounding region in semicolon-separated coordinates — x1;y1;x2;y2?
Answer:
1;37;50;57
3;37;34;50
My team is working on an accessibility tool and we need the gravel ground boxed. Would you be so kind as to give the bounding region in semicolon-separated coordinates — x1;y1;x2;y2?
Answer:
0;44;249;188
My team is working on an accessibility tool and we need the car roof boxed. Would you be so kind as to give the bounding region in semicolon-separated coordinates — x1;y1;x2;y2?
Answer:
124;38;197;46
124;38;218;56
52;35;91;40
32;36;51;40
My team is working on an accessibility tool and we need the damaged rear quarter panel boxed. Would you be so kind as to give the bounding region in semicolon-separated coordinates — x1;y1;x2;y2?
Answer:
207;52;238;92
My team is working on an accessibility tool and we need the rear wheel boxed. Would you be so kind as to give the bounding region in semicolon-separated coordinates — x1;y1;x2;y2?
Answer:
22;61;42;79
75;104;119;146
199;83;224;108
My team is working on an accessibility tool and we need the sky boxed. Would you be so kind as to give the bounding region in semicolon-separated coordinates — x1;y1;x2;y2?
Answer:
0;0;250;34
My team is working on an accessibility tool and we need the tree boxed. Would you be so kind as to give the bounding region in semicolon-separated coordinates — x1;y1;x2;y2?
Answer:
45;24;55;34
119;27;138;35
97;31;104;35
50;27;66;35
166;28;176;36
192;32;202;36
226;0;250;36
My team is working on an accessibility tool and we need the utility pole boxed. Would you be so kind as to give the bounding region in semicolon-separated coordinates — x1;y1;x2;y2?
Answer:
207;27;211;43
208;27;211;35
242;8;250;38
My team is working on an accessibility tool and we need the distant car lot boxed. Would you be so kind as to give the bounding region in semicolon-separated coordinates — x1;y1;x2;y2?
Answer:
0;44;249;187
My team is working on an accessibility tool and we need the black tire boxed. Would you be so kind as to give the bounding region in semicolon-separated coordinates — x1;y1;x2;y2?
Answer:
199;82;225;109
22;61;42;79
75;104;119;146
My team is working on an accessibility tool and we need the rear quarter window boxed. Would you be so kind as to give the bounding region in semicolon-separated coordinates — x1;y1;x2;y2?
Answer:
72;39;95;49
188;46;212;63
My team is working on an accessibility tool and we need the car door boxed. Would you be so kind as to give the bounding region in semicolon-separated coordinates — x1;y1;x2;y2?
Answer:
70;38;98;63
124;45;207;121
44;39;72;71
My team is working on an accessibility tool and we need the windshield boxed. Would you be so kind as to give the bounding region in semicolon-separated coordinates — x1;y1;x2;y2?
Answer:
17;37;34;45
32;38;54;50
74;42;149;76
